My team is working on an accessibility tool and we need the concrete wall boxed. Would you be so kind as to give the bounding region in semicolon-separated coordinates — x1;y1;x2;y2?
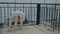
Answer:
0;0;60;3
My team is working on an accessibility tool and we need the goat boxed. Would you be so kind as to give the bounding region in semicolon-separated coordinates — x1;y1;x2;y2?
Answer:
9;10;25;28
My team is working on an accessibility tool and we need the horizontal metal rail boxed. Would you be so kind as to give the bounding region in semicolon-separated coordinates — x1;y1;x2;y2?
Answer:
0;2;60;5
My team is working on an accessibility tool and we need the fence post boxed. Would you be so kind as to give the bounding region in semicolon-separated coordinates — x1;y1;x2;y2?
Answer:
36;4;41;25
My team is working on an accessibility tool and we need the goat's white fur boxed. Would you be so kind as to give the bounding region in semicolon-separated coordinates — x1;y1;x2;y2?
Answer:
9;10;25;28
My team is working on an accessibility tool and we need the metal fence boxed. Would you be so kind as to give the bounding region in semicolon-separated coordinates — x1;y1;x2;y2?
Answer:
0;2;60;31
0;3;37;26
40;4;60;31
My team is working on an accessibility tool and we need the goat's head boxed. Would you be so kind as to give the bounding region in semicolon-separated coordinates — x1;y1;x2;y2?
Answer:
11;10;25;22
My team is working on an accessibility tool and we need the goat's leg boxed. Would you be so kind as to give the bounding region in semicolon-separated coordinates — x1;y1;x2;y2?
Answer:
9;22;11;28
14;22;17;28
9;20;12;28
20;21;23;29
8;20;12;32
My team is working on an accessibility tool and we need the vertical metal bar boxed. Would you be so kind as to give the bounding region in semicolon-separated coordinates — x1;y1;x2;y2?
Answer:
42;7;44;24
56;9;59;31
52;4;56;31
49;7;50;27
36;4;41;25
48;6;50;27
14;2;16;11
34;8;35;23
31;7;32;22
59;9;60;31
26;7;28;20
59;9;60;21
45;5;48;27
23;4;24;13
24;7;27;24
10;8;11;16
4;7;6;24
51;7;53;28
1;8;2;24
55;4;56;30
43;5;45;26
59;8;60;31
25;8;27;17
7;4;9;26
28;7;29;22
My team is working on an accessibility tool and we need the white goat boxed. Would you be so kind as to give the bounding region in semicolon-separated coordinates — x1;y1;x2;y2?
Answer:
9;10;25;28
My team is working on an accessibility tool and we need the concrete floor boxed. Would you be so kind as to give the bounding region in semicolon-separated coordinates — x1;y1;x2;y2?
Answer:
0;25;60;34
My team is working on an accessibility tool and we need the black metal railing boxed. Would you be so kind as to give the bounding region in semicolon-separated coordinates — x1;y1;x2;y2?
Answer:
0;3;37;26
0;2;60;31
